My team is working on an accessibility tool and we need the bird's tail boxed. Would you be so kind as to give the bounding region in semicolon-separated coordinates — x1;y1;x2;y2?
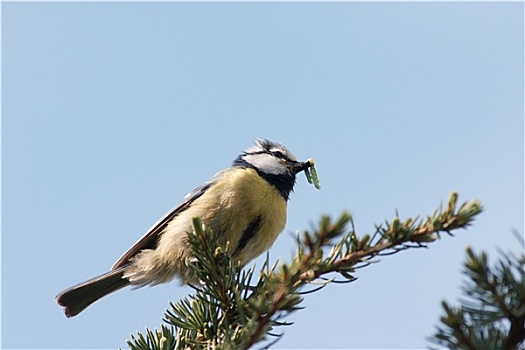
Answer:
55;266;130;317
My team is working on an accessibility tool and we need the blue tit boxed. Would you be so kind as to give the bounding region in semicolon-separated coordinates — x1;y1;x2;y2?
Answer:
56;139;313;317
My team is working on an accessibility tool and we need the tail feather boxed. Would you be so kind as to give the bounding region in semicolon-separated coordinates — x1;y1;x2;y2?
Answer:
56;266;130;317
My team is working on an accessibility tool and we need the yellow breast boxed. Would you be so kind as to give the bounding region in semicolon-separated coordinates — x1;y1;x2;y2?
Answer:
200;167;287;264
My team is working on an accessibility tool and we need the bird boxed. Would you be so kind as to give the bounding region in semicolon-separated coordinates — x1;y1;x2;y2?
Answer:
56;139;314;317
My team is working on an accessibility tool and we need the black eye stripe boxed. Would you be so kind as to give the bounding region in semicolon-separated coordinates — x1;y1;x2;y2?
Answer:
272;151;284;158
245;150;292;162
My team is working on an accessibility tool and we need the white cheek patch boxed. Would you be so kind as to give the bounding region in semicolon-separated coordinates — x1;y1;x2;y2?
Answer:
243;153;288;175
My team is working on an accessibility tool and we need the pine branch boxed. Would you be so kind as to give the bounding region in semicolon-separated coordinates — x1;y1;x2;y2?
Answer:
127;325;176;350
127;192;483;349
429;243;525;350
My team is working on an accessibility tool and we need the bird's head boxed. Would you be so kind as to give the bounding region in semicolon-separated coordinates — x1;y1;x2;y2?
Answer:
233;139;312;199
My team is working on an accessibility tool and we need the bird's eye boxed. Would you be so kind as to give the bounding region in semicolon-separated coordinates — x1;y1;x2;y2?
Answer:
272;151;285;159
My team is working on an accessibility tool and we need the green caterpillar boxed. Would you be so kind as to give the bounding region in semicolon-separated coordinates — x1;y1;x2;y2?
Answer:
304;158;321;190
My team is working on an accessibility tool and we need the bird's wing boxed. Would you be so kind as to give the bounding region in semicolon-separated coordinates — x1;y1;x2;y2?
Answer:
110;169;230;270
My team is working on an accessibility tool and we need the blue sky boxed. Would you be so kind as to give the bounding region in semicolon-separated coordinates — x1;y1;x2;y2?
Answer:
3;2;523;349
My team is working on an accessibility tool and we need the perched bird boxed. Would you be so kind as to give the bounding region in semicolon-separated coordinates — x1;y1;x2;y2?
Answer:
56;139;313;317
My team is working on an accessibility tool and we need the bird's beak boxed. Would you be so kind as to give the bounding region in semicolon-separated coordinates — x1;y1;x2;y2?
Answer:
293;159;314;175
